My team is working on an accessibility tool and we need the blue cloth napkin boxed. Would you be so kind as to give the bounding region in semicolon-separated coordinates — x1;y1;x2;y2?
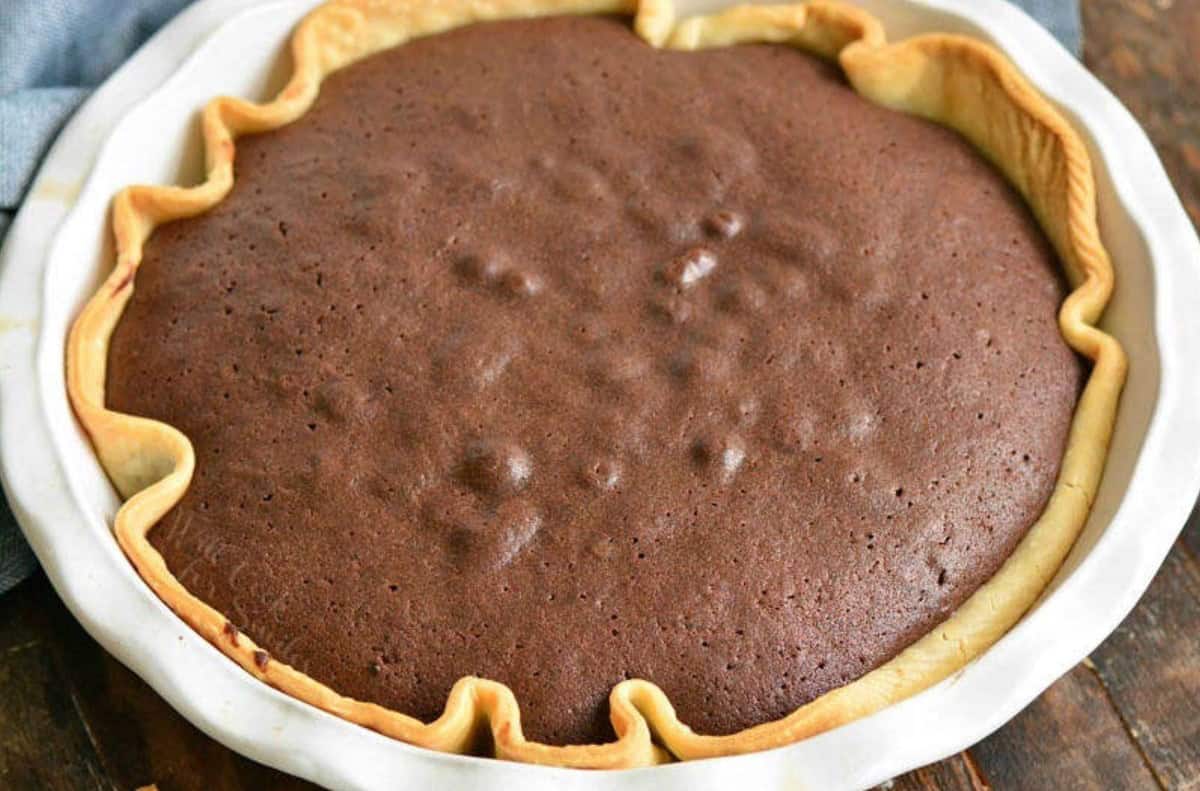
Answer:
0;0;1081;595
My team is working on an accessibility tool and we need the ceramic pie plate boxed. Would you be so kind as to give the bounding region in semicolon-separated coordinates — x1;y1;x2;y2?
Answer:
1;0;1197;788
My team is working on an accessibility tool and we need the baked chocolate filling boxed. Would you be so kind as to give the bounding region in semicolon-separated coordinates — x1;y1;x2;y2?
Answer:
108;15;1084;744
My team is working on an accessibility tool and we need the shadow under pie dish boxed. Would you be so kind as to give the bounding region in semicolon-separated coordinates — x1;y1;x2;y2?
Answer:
65;0;1126;770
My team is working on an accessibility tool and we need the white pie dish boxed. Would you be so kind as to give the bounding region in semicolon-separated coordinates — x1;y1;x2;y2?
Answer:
1;0;1197;788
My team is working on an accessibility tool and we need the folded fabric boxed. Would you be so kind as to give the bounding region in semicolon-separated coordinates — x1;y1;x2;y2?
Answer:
0;0;1082;594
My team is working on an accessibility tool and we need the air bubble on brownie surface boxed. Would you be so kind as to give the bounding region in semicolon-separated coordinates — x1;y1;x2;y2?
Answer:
423;488;485;533
498;269;543;298
580;458;622;491
457;438;533;496
455;247;543;299
840;398;880;444
447;104;497;136
590;536;618;560
627;195;698;244
433;330;519;392
733;395;760;427
703;209;745;240
674;126;758;181
758;214;840;267
312;378;372;423
454;248;509;284
660;246;717;289
669;344;730;384
588;349;650;387
691;432;747;484
771;407;818;454
648;293;693;324
548;160;613;205
715;276;767;314
492;498;542;568
767;266;812;303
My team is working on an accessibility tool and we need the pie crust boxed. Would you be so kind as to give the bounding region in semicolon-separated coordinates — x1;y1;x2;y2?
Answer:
66;0;1127;768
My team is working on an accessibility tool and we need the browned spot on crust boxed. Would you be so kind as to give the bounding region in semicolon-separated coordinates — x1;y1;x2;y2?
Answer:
111;268;135;296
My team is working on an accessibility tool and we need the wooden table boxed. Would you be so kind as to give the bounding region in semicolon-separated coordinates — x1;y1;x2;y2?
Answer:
2;1;1198;788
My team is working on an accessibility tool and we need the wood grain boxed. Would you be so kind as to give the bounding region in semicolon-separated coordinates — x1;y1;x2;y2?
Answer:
1074;2;1200;783
0;581;108;790
1;575;314;791
887;751;987;790
1088;542;1200;789
1183;496;1200;561
1083;0;1200;227
969;663;1163;790
43;586;312;791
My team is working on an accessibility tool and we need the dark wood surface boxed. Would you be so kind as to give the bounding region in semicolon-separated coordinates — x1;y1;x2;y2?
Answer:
2;0;1198;788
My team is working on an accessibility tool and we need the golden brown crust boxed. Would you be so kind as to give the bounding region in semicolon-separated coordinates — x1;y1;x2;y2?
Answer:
66;0;1126;768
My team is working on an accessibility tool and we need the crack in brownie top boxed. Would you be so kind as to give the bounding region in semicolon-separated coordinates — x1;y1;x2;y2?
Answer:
106;15;1083;745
